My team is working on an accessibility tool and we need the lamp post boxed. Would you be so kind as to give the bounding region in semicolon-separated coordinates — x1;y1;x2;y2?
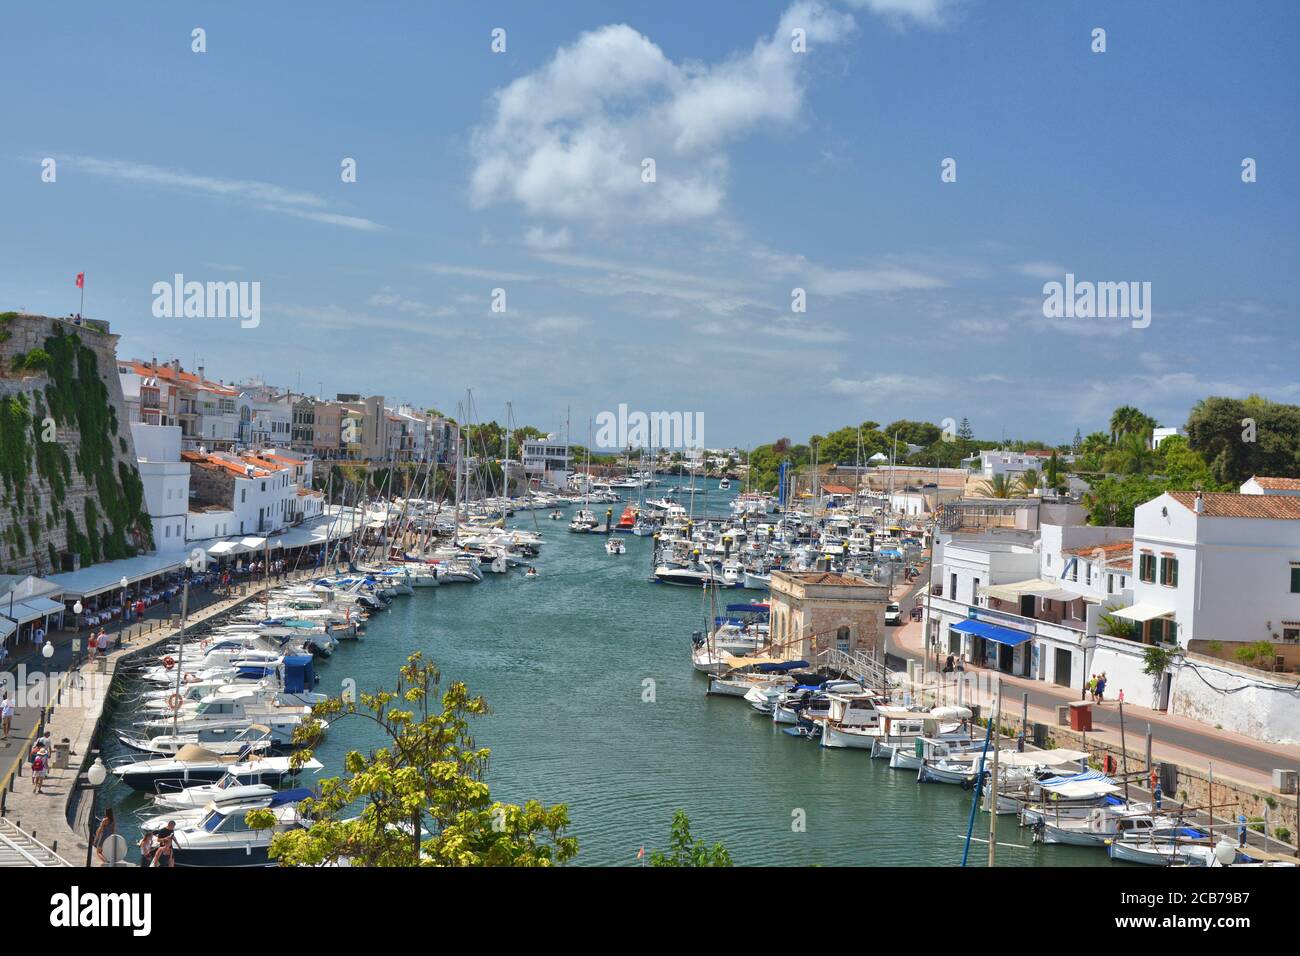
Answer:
38;639;54;737
85;756;107;866
116;576;129;649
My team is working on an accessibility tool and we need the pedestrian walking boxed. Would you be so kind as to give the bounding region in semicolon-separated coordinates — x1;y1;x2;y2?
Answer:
1095;673;1107;703
96;629;109;659
93;808;116;864
30;743;49;794
1;692;13;739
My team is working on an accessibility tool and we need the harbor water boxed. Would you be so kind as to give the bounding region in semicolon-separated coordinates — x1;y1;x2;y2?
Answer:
102;480;1106;866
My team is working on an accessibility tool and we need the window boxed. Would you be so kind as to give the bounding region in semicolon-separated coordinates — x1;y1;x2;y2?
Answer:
1107;573;1114;593
1139;553;1155;583
1160;556;1179;587
949;573;957;600
972;577;980;604
1085;563;1092;586
1283;628;1299;643
1291;566;1300;593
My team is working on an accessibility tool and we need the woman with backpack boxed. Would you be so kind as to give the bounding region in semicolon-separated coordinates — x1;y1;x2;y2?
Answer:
30;744;49;794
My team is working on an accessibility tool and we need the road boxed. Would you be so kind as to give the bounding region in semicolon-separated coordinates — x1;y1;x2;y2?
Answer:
886;583;1300;783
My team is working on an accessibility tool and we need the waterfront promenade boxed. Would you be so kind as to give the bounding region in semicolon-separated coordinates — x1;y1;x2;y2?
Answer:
0;569;320;866
890;581;1300;789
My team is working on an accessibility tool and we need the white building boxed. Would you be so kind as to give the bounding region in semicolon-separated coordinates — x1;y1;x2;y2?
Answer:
1150;426;1184;448
925;517;1134;691
130;423;191;552
522;437;572;489
963;449;1059;480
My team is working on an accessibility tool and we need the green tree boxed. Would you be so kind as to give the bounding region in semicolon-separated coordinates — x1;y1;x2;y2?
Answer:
956;417;974;441
1083;474;1164;526
1186;395;1300;486
247;653;578;867
1103;431;1157;475
1017;468;1041;495
973;473;1019;498
648;810;733;867
883;419;942;448
1109;406;1157;444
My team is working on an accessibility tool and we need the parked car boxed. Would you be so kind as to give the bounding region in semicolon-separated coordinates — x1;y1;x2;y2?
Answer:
885;602;901;626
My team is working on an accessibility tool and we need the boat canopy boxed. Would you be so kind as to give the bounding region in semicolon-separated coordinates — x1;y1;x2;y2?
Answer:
949;618;1032;647
283;655;316;694
755;660;810;673
725;603;769;614
269;787;314;807
176;744;222;762
928;706;972;720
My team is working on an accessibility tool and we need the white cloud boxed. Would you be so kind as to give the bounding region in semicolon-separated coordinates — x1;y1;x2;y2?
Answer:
841;0;961;28
828;374;943;397
1015;260;1065;280
523;226;573;251
56;154;387;231
469;2;855;223
422;262;537;282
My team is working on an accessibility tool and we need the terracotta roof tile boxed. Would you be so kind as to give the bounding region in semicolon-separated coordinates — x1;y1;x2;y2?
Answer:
1249;476;1300;491
1168;491;1300;520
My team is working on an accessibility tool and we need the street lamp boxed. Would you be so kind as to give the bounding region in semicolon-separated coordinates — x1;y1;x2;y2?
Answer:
116;576;129;649
1214;841;1236;867
38;639;54;737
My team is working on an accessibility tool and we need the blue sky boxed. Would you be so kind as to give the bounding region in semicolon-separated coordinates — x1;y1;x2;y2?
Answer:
2;0;1297;447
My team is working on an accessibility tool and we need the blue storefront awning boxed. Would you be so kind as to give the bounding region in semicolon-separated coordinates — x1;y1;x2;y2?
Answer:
949;618;1032;647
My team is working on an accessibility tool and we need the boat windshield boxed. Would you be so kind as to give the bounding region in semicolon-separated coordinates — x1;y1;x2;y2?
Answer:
201;810;226;832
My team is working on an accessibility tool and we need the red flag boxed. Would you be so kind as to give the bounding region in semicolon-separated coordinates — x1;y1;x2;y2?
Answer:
75;272;85;288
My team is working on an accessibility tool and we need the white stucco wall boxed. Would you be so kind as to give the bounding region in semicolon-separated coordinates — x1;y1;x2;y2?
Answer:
1170;656;1300;746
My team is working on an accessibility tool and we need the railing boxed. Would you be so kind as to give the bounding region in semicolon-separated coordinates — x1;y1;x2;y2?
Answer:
821;646;896;690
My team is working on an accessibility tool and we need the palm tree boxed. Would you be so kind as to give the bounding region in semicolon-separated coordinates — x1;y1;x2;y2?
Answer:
1018;468;1041;495
1109;406;1158;445
1106;431;1156;475
974;473;1017;498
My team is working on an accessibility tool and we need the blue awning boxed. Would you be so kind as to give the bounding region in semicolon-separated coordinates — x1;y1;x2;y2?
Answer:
949;618;1031;647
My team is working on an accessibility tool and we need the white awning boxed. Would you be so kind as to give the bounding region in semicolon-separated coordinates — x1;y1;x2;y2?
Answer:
239;536;267;550
45;552;184;599
1;597;64;625
982;579;1065;603
206;540;246;556
1109;602;1173;623
0;617;15;641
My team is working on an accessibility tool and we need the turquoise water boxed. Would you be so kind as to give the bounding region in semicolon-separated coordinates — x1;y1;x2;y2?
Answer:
105;480;1106;866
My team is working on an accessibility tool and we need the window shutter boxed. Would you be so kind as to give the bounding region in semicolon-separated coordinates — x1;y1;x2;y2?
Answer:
1170;559;1178;587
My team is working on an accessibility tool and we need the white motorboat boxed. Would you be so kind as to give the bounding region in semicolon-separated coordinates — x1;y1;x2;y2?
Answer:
605;537;626;555
170;798;309;867
1107;835;1215;866
114;743;322;792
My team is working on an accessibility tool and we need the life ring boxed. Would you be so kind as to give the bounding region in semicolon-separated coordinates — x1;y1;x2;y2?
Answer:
163;656;176;670
166;693;184;711
1103;754;1117;774
199;638;210;649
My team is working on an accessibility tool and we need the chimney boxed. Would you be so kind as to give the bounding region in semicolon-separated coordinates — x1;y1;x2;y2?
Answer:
198;365;205;381
1194;491;1204;514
